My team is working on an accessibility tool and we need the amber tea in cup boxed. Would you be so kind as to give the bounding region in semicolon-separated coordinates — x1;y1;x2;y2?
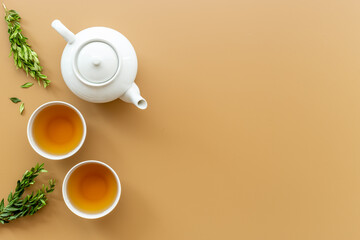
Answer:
27;101;86;160
63;160;121;219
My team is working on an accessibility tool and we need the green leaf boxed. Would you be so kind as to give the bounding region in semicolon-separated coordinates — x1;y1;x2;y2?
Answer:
8;198;17;206
20;82;33;88
6;207;18;212
9;97;21;103
1;212;11;217
14;212;22;218
8;192;12;202
0;199;4;211
22;45;28;61
19;102;24;115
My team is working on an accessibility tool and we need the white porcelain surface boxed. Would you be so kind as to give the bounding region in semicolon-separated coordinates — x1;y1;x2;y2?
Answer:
27;101;87;160
51;19;147;109
76;41;119;84
62;160;121;219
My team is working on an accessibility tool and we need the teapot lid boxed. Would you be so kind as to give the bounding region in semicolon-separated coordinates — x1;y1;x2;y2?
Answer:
75;41;120;85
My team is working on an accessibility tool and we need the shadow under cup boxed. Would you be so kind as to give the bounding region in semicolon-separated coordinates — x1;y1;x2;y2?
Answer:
27;101;87;160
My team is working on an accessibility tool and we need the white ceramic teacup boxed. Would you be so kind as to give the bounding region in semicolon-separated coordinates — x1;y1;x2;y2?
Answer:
27;101;87;160
62;160;121;219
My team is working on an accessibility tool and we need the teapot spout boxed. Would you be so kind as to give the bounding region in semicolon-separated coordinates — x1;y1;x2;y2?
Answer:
119;83;148;110
51;19;75;44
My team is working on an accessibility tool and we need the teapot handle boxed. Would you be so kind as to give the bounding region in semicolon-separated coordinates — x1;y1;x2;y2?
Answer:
51;20;75;44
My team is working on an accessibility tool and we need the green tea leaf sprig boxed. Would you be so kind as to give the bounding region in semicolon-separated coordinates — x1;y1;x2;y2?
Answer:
3;4;50;88
0;163;55;224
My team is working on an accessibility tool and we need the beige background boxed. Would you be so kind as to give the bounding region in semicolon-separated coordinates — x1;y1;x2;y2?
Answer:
1;0;360;239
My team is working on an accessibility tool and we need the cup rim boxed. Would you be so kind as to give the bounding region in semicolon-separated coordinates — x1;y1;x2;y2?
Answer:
62;160;121;219
27;101;87;160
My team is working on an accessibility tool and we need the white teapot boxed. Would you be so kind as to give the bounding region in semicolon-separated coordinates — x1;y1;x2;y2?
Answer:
51;20;147;109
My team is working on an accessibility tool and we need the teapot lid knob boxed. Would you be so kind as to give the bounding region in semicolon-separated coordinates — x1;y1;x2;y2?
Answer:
92;57;101;67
